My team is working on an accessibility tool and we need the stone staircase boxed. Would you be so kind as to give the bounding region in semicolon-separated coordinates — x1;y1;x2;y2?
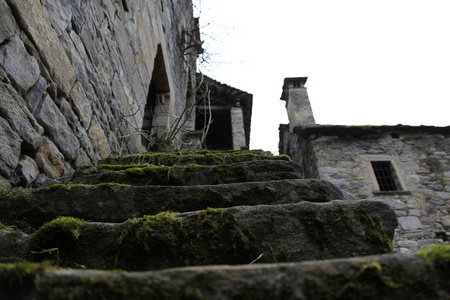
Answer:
0;150;447;299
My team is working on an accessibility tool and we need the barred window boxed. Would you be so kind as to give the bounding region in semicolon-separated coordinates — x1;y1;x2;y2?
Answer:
370;161;400;191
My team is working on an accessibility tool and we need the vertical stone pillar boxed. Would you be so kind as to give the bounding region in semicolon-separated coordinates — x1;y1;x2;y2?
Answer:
151;93;172;138
280;77;315;131
231;107;246;150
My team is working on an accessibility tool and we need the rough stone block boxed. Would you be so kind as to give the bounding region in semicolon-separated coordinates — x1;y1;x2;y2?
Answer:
24;76;47;113
68;82;91;129
15;155;39;187
88;118;111;160
0;116;20;178
0;36;40;93
34;95;80;161
34;137;66;179
399;216;423;230
8;0;76;95
409;209;421;217
0;82;43;150
0;0;17;43
0;230;29;262
40;0;72;37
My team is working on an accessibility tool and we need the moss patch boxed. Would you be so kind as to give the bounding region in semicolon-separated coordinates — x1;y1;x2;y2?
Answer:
357;206;393;253
47;183;131;192
0;221;13;232
302;259;441;300
302;204;358;251
0;262;57;299
418;244;450;273
0;187;36;232
100;151;291;166
117;208;261;270
101;165;201;186
29;216;84;267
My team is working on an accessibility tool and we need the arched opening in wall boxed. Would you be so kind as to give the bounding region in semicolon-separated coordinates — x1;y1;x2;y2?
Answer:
195;108;232;150
142;44;170;149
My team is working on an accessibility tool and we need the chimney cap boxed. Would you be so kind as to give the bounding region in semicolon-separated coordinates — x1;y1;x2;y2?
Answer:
280;77;308;101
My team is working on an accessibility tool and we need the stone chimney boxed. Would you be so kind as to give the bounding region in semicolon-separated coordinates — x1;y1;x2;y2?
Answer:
280;77;315;131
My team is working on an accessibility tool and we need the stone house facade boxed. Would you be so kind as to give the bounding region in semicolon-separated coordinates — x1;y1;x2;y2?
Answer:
279;77;450;253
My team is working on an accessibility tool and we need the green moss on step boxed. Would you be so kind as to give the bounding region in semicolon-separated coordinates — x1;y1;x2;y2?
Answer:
331;203;358;236
0;222;13;232
97;164;146;170
101;164;202;186
100;151;291;166
92;183;132;190
0;262;57;298
301;204;358;251
0;188;36;232
117;208;261;270
357;206;393;253
303;208;330;249
212;164;248;184
418;244;450;273
29;216;84;267
47;183;87;191
47;183;131;192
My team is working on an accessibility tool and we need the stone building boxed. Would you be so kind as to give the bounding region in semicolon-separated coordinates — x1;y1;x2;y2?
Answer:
279;76;450;253
193;75;252;150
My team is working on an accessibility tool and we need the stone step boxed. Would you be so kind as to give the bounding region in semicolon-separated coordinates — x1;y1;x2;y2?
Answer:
1;200;397;271
0;179;343;230
99;150;291;166
2;249;447;299
72;160;304;186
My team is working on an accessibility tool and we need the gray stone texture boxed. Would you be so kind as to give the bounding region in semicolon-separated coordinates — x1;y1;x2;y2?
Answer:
34;95;80;161
34;137;66;179
8;0;76;96
0;82;44;150
0;0;17;43
0;116;21;178
14;155;40;187
0;35;40;94
0;0;198;185
0;230;29;262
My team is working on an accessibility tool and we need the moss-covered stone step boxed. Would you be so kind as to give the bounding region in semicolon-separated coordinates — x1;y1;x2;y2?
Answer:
72;160;304;186
0;179;343;230
1;200;397;271
3;246;448;299
99;150;291;166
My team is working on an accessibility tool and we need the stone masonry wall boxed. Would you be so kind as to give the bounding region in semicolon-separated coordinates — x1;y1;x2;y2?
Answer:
279;124;319;178
306;129;450;253
0;0;198;187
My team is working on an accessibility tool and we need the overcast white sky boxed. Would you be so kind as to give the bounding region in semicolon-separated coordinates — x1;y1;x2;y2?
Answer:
193;0;450;153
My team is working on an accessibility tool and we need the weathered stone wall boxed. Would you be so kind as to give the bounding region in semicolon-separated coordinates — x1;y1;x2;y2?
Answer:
279;124;319;178
0;0;198;187
281;125;450;253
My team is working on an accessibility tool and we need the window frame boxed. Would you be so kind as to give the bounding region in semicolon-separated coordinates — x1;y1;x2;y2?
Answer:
366;157;410;195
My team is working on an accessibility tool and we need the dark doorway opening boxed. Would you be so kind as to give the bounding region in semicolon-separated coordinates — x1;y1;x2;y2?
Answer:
142;45;170;149
195;109;232;150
